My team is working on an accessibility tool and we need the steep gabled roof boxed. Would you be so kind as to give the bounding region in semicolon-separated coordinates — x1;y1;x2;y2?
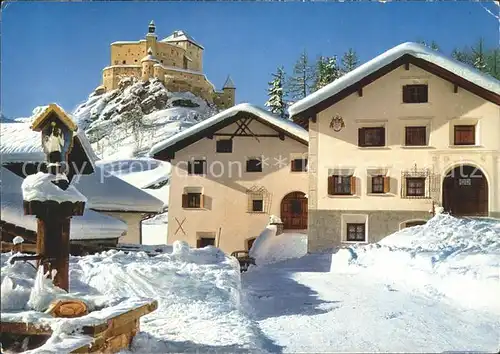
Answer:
149;103;308;159
0;111;98;165
289;42;500;119
223;75;236;89
0;167;127;240
161;30;204;50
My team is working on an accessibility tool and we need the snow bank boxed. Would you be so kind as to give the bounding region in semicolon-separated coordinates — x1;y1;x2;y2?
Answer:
22;172;87;203
331;214;500;312
249;225;307;266
1;240;268;352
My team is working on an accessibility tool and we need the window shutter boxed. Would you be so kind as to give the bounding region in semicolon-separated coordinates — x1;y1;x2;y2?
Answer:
350;176;357;195
383;176;391;193
291;159;296;171
327;175;334;195
187;162;193;175
196;239;202;248
402;86;409;103
381;128;386;146
199;194;204;209
182;194;188;208
401;176;407;197
358;128;365;146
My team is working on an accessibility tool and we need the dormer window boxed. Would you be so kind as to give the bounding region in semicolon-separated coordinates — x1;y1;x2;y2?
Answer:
403;84;428;103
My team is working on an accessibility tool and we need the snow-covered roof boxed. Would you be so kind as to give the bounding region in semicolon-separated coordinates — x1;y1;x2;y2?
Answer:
223;76;236;89
0;167;127;240
141;47;159;63
161;30;204;50
71;165;165;213
0;119;99;164
149;103;308;157
289;42;500;117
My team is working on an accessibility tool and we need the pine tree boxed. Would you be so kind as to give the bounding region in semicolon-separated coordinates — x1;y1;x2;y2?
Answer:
452;48;473;65
418;40;440;51
341;48;359;74
287;50;316;101
265;66;287;119
486;49;500;80
314;56;341;91
471;38;488;73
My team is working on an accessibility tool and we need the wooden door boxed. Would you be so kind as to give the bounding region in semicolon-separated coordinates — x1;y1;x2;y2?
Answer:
281;192;308;230
442;165;488;216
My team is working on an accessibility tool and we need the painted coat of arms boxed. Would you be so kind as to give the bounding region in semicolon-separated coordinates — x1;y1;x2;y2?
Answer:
329;115;345;132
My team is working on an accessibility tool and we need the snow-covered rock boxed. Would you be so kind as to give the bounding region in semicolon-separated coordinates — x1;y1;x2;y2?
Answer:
72;78;219;159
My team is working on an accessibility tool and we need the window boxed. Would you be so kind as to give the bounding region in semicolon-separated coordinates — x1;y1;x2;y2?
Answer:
246;158;262;172
358;127;385;147
404;220;426;228
454;125;475;145
197;237;215;248
188;160;206;175
406;178;426;197
252;199;263;212
291;158;308;172
405;126;427;146
182;193;203;208
216;139;232;153
371;175;390;194
122;60;126;64
346;223;366;242
402;84;428;103
328;175;356;195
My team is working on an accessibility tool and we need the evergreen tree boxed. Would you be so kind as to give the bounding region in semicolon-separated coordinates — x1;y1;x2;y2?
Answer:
418;40;440;51
287;50;316;101
314;56;341;91
452;47;473;65
341;48;359;74
486;49;500;80
265;66;287;119
471;38;488;73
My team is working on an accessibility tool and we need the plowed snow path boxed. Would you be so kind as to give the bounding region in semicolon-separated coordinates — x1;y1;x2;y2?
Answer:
242;258;500;353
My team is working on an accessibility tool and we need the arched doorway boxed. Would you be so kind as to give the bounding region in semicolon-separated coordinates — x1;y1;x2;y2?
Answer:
442;165;488;216
281;192;308;230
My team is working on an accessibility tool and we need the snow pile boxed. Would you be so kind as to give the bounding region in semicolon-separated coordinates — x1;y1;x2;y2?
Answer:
0;240;267;352
249;225;307;266
22;172;87;203
73;78;218;159
332;214;500;312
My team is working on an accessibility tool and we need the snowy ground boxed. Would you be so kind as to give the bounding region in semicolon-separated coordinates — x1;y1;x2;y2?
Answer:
243;215;500;353
1;215;498;353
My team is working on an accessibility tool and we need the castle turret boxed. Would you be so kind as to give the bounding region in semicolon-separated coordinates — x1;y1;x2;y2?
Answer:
222;75;236;107
146;20;157;55
148;20;156;34
141;47;158;81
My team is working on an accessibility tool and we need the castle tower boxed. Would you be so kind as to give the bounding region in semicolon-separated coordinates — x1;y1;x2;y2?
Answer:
146;20;157;55
141;47;158;81
148;20;156;34
222;75;236;107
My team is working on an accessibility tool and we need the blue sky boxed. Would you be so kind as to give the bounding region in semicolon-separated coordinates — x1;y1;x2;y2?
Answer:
1;1;498;118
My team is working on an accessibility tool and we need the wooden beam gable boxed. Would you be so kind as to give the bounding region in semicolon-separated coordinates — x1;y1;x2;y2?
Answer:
153;111;308;161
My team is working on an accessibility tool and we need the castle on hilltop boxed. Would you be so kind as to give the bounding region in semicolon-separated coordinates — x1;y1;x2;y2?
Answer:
100;21;235;109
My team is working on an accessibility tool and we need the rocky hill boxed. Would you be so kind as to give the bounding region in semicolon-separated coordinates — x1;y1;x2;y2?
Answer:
72;77;219;159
